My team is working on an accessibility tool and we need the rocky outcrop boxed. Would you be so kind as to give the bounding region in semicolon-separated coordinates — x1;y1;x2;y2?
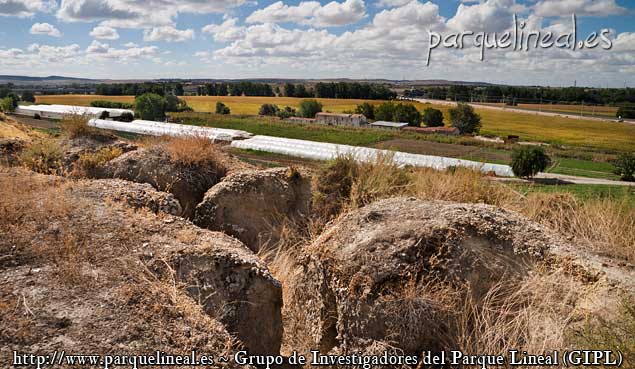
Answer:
103;147;225;217
287;197;566;354
194;168;312;252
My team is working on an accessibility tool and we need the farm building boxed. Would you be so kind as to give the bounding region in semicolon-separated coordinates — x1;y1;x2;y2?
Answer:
369;121;409;130
315;113;367;127
14;104;133;120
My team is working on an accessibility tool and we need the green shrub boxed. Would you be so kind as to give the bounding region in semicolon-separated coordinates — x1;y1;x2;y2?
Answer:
0;97;15;113
449;103;481;134
616;105;635;119
165;95;191;112
613;153;635;181
374;102;421;126
355;102;375;119
135;93;166;121
276;106;296;119
511;146;551;178
259;103;280;116
422;107;444;127
298;99;323;118
74;147;123;176
19;139;64;175
215;102;231;115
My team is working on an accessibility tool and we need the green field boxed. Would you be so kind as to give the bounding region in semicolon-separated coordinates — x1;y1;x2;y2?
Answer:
509;182;635;204
36;94;635;152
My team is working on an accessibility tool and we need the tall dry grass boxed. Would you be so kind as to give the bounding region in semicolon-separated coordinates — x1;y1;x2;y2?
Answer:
269;155;634;357
0;170;91;284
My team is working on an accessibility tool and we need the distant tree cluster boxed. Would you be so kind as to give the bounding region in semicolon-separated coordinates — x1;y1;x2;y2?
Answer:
198;82;274;97
134;93;191;120
258;103;297;119
449;103;481;134
95;82;184;97
281;82;395;100
313;82;396;100
358;102;421;126
404;85;635;106
90;100;134;109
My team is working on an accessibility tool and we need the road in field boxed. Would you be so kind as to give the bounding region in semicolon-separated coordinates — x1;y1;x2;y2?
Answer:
409;97;634;125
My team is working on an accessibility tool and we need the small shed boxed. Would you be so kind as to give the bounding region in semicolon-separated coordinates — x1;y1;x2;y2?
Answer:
369;121;409;130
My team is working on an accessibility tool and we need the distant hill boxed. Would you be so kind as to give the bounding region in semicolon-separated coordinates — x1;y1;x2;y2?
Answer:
1;75;494;87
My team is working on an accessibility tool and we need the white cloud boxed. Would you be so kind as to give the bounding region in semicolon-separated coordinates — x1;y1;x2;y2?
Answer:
56;0;247;28
30;22;62;37
124;42;138;48
0;0;55;17
202;18;246;42
447;0;527;32
375;0;412;8
143;26;195;42
90;25;119;40
246;0;366;27
534;0;626;17
86;40;109;53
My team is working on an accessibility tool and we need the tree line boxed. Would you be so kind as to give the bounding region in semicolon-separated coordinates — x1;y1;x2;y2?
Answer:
404;85;635;106
95;83;184;97
197;82;275;97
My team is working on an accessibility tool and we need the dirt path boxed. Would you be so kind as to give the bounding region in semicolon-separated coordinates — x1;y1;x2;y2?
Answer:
409;98;635;125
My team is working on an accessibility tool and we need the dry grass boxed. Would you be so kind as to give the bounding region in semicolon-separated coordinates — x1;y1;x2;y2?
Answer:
73;146;123;176
60;113;113;141
0;170;91;284
163;135;225;169
18;138;64;175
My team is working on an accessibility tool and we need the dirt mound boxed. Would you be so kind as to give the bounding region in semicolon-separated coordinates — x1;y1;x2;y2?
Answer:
285;197;609;355
194;168;312;252
103;146;226;217
77;178;183;215
0;170;282;358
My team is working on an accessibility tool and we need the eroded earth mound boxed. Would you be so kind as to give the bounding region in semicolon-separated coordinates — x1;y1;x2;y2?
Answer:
194;167;312;252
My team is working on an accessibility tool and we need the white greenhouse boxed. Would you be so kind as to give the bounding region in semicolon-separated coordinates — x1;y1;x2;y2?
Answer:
87;119;252;142
15;104;134;120
231;135;515;177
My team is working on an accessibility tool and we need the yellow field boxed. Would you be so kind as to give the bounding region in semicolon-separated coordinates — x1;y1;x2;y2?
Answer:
36;95;635;151
482;102;619;117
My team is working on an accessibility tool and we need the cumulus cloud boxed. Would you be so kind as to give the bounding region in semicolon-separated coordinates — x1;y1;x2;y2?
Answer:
30;22;62;37
143;26;195;42
0;0;55;17
90;25;119;40
246;0;366;27
202;18;246;42
447;0;527;32
534;0;626;17
56;0;247;28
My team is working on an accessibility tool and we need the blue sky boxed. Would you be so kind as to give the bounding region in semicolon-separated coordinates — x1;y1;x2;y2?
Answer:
0;0;633;87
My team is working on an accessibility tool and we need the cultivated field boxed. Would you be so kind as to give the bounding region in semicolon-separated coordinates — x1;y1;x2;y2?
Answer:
36;94;635;152
481;102;620;118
